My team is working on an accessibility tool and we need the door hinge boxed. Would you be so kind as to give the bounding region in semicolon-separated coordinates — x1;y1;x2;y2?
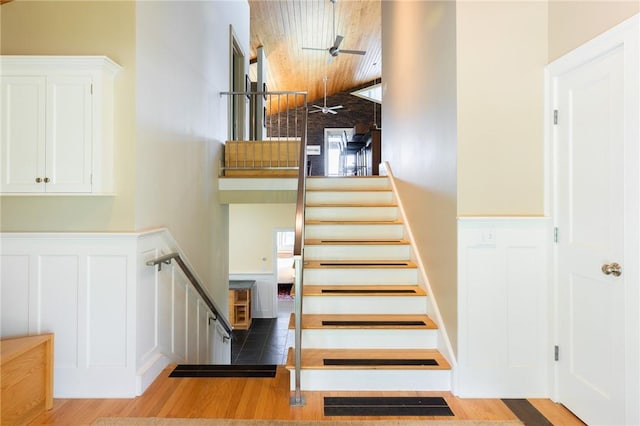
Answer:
90;84;93;95
553;110;558;125
554;345;559;361
554;227;559;243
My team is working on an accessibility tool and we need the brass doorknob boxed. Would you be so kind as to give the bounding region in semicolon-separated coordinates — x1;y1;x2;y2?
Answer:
35;177;42;183
602;262;622;277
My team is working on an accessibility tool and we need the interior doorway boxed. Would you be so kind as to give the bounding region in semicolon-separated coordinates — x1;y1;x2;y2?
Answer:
324;127;355;176
274;229;294;315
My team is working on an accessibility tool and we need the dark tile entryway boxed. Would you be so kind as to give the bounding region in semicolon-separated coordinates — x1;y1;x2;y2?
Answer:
231;298;293;365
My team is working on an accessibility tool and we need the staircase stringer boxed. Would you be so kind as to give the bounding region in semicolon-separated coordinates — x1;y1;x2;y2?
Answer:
382;162;458;371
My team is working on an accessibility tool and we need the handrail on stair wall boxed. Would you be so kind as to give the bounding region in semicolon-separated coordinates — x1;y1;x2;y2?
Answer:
291;92;308;407
146;252;233;341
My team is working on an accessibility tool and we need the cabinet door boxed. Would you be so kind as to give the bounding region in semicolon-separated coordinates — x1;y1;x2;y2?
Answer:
45;76;92;193
1;76;46;192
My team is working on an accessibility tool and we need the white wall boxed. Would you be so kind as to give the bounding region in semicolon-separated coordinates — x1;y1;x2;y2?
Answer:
135;1;250;308
229;204;296;273
381;1;458;351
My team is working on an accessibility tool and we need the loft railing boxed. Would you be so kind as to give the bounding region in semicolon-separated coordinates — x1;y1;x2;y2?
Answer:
219;90;307;176
147;252;232;340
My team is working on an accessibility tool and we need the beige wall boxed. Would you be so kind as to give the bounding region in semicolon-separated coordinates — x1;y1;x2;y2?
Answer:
381;1;459;351
135;1;249;302
229;204;296;274
548;1;639;62
0;0;137;231
456;1;548;216
1;0;251;306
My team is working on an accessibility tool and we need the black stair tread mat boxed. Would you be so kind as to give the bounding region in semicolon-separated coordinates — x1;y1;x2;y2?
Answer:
319;262;410;266
323;358;438;366
324;396;454;417
501;399;553;426
169;364;277;378
321;289;417;294
322;320;426;326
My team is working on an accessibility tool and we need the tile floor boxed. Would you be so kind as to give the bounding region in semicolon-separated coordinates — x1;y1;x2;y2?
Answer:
231;297;294;365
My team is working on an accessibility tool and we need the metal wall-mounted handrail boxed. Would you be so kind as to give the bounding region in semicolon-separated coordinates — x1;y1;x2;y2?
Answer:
147;252;233;340
290;96;308;407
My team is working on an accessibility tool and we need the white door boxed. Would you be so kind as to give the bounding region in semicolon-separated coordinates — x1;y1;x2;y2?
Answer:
552;18;639;426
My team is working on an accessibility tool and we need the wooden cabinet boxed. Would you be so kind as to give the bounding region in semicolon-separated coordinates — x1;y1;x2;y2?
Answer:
229;280;255;330
0;56;120;194
1;334;54;425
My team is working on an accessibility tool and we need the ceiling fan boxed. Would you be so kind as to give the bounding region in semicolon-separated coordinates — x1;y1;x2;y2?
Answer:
310;76;343;115
301;0;366;59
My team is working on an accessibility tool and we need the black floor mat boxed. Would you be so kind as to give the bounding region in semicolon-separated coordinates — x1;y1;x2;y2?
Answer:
322;320;426;326
323;358;438;366
169;364;277;378
321;289;417;294
324;396;454;416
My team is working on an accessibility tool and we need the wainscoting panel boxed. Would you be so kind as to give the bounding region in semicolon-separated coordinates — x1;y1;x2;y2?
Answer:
1;229;231;398
87;255;128;367
38;255;80;369
0;255;30;337
457;217;551;397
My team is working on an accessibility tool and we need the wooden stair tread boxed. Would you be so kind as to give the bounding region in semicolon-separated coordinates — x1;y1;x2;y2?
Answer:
305;238;410;246
290;314;437;329
303;285;427;296
306;188;392;192
304;260;417;269
285;348;450;370
305;219;404;225
305;203;397;207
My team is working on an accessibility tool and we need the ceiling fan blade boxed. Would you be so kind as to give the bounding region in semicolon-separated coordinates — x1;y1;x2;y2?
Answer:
309;109;322;113
332;35;344;49
302;47;329;52
328;105;344;110
339;49;366;55
311;105;323;109
327;109;338;115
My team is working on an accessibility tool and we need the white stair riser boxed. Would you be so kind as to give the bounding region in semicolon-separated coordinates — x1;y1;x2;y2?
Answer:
303;268;418;285
305;206;398;222
306;191;394;205
305;224;405;240
307;177;390;190
290;369;452;391
304;245;410;261
303;296;426;314
300;328;437;349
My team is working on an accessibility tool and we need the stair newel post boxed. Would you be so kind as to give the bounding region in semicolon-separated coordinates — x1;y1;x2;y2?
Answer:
291;254;305;406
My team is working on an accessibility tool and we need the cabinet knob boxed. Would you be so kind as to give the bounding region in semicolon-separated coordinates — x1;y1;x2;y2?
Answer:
44;177;50;183
35;177;42;183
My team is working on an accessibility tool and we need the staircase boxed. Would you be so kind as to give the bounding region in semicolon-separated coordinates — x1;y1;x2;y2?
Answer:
286;176;451;391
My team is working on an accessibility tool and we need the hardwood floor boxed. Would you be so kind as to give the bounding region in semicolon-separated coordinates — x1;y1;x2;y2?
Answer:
30;365;584;425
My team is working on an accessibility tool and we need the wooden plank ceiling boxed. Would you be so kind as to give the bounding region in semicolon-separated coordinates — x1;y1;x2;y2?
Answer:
249;0;381;105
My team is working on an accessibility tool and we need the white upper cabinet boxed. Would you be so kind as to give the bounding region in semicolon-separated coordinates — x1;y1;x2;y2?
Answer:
1;56;120;194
